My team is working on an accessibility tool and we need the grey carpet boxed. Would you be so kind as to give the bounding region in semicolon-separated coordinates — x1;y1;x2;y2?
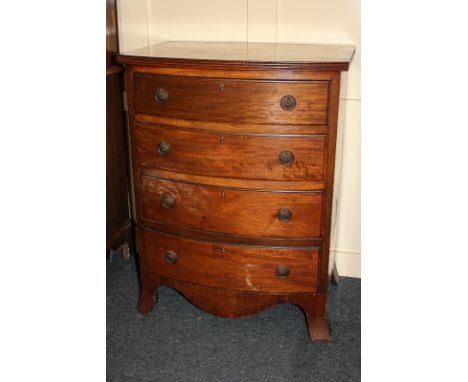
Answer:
107;254;360;382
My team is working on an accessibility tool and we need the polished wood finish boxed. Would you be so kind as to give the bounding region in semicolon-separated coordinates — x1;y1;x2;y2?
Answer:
138;270;330;341
144;230;318;293
129;64;339;81
133;74;328;125
142;168;326;192
106;73;131;250
319;72;341;292
119;41;353;341
106;0;132;253
134;123;326;181
143;223;322;248
140;175;323;238
117;41;354;72
106;0;119;68
135;113;329;135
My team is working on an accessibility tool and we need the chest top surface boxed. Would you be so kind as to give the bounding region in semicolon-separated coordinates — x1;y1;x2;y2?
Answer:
117;41;354;71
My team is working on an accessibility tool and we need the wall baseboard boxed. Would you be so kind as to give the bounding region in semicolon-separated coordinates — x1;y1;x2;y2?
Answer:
330;249;361;278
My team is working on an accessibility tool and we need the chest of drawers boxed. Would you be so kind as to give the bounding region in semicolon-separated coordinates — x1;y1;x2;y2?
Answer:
117;41;354;341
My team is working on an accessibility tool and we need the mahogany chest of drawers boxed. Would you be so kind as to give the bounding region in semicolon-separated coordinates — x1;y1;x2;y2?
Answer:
117;41;354;341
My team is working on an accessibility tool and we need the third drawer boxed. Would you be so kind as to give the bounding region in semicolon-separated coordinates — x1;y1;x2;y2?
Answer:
140;175;323;238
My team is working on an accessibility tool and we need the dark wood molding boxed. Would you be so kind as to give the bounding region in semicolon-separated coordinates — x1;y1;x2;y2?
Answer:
107;65;123;76
106;0;133;256
106;219;132;251
118;55;349;72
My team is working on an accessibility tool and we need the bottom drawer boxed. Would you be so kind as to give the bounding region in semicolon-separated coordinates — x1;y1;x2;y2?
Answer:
144;230;319;293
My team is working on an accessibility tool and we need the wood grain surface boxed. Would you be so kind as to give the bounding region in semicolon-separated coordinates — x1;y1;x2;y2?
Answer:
133;74;329;125
134;122;326;181
144;230;318;293
106;0;131;252
117;41;354;72
140;175;323;238
119;41;353;340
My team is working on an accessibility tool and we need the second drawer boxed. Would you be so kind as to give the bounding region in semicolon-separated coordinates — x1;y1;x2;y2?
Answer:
140;175;323;238
134;123;326;182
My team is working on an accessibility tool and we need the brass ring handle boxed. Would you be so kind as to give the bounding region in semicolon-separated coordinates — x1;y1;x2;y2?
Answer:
277;208;292;222
279;150;294;166
276;265;290;279
157;141;171;156
165;250;178;264
280;95;296;111
161;194;175;209
155;88;169;103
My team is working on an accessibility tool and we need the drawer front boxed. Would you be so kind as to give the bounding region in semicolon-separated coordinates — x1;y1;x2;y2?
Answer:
140;176;322;238
144;230;319;293
133;74;329;125
134;123;326;181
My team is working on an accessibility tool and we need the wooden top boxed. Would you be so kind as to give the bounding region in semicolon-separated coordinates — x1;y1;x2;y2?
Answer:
117;41;354;71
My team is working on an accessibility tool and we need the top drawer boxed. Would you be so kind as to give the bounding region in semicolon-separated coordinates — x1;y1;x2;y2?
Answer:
132;74;329;125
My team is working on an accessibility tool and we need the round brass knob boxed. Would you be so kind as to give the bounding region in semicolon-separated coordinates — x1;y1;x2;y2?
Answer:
276;265;290;279
279;150;294;166
280;95;296;111
277;208;292;222
157;141;171;156
155;88;169;104
161;194;175;209
165;250;178;264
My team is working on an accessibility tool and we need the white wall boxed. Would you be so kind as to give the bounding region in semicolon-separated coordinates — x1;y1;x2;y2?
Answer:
117;0;361;277
117;0;149;52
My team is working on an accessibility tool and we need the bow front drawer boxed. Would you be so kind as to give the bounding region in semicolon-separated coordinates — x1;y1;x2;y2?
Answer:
132;74;329;125
140;175;323;238
134;123;326;182
144;230;319;293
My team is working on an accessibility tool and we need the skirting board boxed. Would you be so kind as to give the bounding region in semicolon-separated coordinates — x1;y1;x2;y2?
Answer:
330;249;361;278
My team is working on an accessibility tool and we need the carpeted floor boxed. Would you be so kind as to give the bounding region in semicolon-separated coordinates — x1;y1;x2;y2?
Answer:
107;254;360;382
